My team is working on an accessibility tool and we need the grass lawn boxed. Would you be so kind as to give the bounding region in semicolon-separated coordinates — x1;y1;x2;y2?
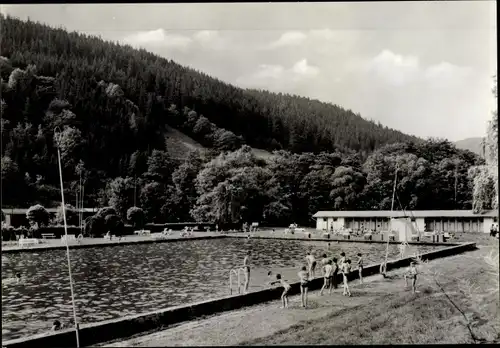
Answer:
242;243;500;345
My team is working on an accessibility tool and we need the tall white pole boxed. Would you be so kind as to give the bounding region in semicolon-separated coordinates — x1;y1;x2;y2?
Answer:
384;167;398;265
55;128;80;347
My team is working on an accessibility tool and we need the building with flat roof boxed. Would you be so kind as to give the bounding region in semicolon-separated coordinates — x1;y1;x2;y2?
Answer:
312;210;499;234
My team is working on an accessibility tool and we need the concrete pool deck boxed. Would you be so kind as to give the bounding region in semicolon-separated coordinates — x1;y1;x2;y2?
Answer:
0;232;226;253
1;229;460;253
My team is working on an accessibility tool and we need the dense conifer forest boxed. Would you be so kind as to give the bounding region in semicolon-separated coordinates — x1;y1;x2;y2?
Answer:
0;15;489;229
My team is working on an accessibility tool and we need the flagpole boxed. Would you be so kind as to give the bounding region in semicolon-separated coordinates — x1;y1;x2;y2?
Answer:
54;127;80;347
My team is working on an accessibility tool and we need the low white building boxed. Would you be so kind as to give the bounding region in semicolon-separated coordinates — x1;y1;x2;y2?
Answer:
313;210;498;234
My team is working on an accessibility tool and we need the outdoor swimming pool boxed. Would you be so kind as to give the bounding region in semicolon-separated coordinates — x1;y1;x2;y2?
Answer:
1;238;440;340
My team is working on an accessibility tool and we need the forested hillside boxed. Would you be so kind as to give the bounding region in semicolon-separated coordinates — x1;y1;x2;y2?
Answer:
0;15;488;228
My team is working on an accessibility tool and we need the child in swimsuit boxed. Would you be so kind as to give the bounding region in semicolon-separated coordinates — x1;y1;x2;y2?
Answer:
357;253;364;284
320;259;334;295
270;274;292;308
241;251;251;293
341;259;352;297
298;266;309;308
404;261;418;293
305;251;317;279
339;252;346;269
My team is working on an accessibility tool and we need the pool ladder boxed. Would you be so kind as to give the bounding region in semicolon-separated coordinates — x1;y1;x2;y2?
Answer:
229;267;245;295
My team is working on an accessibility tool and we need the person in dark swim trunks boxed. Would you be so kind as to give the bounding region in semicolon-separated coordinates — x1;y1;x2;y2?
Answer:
298;266;309;308
404;261;419;293
270;274;292;308
241;251;251;293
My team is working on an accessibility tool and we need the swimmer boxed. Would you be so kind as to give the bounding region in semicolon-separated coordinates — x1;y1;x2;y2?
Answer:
15;272;21;283
327;242;331;250
51;320;64;331
341;259;352;297
404;261;418;293
357;253;364;284
320;259;334;295
298;266;309;308
241;251;251;293
305;251;317;278
269;274;291;308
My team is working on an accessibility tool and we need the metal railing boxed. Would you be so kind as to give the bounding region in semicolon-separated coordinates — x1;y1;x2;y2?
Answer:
229;267;245;295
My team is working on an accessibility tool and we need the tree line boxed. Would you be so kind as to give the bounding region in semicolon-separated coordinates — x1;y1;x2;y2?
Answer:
0;15;490;229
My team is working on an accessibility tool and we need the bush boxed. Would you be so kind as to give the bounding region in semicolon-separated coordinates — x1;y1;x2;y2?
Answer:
127;207;145;229
2;224;15;241
104;214;124;237
54;204;78;226
96;207;118;219
84;215;104;237
26;204;50;228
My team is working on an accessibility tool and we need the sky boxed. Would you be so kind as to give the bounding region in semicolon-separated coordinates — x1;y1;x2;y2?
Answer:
1;2;497;141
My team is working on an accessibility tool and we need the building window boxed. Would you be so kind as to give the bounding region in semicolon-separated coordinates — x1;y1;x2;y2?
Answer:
323;218;327;222
333;218;338;222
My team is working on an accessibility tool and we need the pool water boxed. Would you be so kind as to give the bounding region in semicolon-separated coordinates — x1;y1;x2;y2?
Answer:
1;238;439;340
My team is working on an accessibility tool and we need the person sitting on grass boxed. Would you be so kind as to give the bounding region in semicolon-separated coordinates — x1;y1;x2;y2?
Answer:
341;259;352;297
270;274;292;309
320;259;334;296
404;261;419;293
298;266;309;308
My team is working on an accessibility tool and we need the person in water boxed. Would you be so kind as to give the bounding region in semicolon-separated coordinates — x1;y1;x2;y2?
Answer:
305;251;317;279
270;274;292;309
298;266;309;308
15;272;21;283
241;251;251;293
357;253;364;284
320;259;334;296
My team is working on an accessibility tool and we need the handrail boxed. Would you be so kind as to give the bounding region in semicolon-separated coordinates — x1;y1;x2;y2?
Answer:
229;267;244;295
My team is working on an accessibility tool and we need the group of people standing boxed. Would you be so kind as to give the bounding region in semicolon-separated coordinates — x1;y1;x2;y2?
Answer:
267;250;364;309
